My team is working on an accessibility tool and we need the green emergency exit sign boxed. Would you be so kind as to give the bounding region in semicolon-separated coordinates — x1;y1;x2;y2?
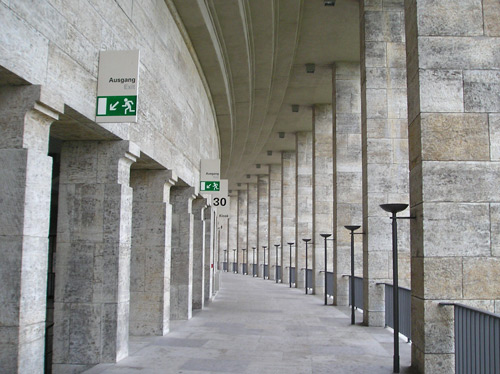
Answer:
200;181;220;192
96;96;137;117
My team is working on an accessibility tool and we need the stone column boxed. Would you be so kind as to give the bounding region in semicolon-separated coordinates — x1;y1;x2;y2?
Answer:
53;140;140;372
0;86;59;374
296;132;314;290
237;186;248;273
282;150;297;285
333;63;363;306
192;198;206;310
130;170;176;336
227;193;238;271
258;175;270;278
248;183;258;274
203;205;213;302
405;1;500;372
313;104;334;296
170;186;196;320
360;0;410;326
269;165;282;280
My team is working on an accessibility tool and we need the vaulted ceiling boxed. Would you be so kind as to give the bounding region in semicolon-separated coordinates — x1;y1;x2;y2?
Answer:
170;0;360;190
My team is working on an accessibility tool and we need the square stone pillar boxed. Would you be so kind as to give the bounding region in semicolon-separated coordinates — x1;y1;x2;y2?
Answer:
227;194;238;271
192;197;207;310
0;85;59;374
282;150;297;285
203;206;213;302
333;63;363;306
170;186;196;320
405;1;500;372
248;183;258;274
53;140;140;373
313;104;334;296
237;186;248;273
258;176;270;278
296;132;314;290
130;170;176;336
269;165;282;280
360;0;410;326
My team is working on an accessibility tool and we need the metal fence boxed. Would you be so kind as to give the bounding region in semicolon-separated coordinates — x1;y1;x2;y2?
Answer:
242;263;247;275
442;303;500;374
232;262;237;272
326;271;334;297
253;264;258;276
384;284;411;341
290;267;296;284
348;276;364;309
276;265;282;281
306;269;313;291
264;264;268;278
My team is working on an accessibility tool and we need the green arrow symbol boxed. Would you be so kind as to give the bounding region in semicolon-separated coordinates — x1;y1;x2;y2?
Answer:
110;101;119;111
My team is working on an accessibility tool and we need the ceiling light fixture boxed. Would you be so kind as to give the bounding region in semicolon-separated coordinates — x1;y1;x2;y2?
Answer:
292;104;299;112
279;132;285;138
306;63;315;73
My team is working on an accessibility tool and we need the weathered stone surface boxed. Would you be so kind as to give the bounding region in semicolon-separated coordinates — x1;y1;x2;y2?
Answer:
463;258;500;299
416;0;483;36
484;0;500;36
420;113;489;161
419;69;464;113
464;70;500;113
489;114;500;161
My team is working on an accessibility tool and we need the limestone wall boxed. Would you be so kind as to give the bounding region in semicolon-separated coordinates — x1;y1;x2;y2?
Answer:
0;0;220;183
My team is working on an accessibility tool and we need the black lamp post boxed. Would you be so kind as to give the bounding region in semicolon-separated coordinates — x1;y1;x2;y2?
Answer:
320;234;332;305
252;246;256;277
302;238;311;294
242;249;247;275
274;244;280;283
287;242;294;288
344;225;361;325
262;245;267;279
380;203;414;374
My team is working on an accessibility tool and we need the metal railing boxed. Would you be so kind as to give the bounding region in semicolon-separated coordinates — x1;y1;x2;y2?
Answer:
441;303;500;374
326;271;334;297
232;262;237;272
290;266;296;284
264;264;268;278
242;263;247;275
276;265;281;281
347;275;364;309
253;264;258;276
384;283;411;341
306;269;313;291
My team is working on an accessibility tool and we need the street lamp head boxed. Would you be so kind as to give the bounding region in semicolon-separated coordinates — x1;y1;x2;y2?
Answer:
252;246;256;250
302;238;311;243
274;244;280;248
287;242;294;246
344;225;361;232
380;203;408;214
320;233;332;238
262;246;267;249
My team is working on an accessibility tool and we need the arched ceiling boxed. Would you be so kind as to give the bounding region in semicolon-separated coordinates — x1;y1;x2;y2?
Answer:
170;0;360;190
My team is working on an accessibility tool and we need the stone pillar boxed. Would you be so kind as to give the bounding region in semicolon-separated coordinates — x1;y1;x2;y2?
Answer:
405;1;500;372
53;140;139;372
227;194;238;271
313;104;334;296
170;186;196;320
203;205;213;302
296;132;314;290
269;165;282;280
258;175;270;278
360;0;410;326
130;170;176;336
192;198;206;310
237;187;248;273
0;86;59;374
282;150;297;285
333;63;363;306
248;183;258;274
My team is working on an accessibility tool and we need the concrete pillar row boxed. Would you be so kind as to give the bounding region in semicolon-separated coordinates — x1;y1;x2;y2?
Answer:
192;197;207;310
203;205;213;302
169;186;196;320
296;132;314;290
237;186;248;273
248;183;258;275
258;175;270;278
0;85;60;374
405;1;500;372
281;150;297;286
359;0;410;327
130;169;177;336
333;62;363;306
227;195;238;272
54;140;140;373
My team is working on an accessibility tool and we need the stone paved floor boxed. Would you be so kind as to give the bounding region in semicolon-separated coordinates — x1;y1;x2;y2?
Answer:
85;272;412;374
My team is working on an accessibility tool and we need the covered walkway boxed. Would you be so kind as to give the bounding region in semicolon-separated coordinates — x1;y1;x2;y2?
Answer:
84;273;411;374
